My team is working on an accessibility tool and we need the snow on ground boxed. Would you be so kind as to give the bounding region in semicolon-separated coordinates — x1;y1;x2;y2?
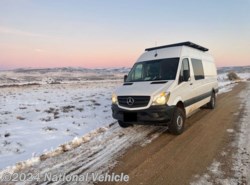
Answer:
217;72;250;94
232;82;250;183
0;120;167;185
191;82;250;185
0;81;121;169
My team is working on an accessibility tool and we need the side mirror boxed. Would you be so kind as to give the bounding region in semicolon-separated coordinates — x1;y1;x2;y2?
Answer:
183;70;190;82
124;75;128;82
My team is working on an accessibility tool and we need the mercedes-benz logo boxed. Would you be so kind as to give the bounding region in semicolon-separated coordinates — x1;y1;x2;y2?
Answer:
127;97;134;106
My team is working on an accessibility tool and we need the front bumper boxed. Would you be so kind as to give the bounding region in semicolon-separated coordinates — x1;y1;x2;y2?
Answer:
112;104;175;125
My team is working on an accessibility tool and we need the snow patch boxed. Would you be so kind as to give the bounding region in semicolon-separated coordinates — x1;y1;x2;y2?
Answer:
0;81;121;169
226;129;234;133
231;83;250;183
217;72;250;94
208;161;222;175
0;124;168;184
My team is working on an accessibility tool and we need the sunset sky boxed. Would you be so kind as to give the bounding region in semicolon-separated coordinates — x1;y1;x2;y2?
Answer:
0;0;249;69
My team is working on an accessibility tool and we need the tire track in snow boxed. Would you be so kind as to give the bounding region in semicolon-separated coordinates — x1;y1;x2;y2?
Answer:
2;122;167;185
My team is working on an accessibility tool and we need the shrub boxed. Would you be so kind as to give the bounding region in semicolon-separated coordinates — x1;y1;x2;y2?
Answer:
227;71;240;81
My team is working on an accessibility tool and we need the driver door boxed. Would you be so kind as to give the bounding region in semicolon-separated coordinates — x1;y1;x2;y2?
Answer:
175;58;197;115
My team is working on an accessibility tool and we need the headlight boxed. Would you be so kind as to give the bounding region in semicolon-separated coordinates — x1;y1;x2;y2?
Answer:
152;92;170;105
112;94;118;104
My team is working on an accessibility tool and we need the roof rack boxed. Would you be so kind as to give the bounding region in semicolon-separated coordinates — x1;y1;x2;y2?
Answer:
145;41;209;52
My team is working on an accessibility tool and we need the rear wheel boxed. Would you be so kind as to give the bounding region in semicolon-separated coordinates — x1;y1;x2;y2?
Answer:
207;92;216;109
118;121;131;128
169;107;185;135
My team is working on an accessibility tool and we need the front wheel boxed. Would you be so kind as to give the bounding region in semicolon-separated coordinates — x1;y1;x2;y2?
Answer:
168;107;185;135
118;121;131;128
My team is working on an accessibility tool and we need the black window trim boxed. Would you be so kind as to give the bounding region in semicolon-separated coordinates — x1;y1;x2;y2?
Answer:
178;58;190;84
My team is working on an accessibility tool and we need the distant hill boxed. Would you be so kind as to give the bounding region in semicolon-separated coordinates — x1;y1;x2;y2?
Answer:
217;65;250;74
0;66;249;86
10;67;131;75
0;67;131;86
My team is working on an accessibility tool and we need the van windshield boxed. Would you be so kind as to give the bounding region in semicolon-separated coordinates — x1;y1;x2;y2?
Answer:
126;58;180;82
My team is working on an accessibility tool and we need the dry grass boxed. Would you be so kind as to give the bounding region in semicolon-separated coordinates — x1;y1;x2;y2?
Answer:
16;116;25;120
227;71;241;81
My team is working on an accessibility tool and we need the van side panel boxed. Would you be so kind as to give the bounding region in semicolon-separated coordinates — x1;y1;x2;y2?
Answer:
169;46;218;117
184;58;218;116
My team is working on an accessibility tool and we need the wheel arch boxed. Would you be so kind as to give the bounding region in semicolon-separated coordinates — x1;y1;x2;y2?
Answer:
176;101;186;117
212;88;216;94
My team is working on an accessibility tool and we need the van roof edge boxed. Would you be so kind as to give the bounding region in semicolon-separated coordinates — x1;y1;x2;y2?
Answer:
145;41;209;52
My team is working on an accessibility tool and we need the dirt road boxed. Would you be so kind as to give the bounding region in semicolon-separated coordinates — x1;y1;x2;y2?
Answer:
102;82;247;185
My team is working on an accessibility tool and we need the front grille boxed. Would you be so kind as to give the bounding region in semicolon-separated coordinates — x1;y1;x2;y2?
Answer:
117;96;150;108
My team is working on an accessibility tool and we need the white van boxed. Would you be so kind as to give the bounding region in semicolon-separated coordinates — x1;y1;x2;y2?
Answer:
112;42;218;135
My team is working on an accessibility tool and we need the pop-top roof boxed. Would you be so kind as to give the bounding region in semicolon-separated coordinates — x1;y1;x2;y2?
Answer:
145;41;209;52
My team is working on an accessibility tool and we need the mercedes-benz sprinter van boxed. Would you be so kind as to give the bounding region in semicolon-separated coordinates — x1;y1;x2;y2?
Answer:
112;42;218;135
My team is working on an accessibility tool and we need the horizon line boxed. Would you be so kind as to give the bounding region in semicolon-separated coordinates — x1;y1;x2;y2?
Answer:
0;65;250;72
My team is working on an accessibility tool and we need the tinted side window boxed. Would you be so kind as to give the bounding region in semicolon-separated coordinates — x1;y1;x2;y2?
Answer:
179;58;190;83
160;58;179;80
191;59;204;80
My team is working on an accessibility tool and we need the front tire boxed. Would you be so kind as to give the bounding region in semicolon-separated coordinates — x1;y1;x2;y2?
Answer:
169;107;185;135
118;121;131;128
207;92;216;109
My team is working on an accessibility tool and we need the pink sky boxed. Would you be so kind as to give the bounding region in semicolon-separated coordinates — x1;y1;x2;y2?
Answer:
0;30;249;69
0;1;249;69
0;39;248;69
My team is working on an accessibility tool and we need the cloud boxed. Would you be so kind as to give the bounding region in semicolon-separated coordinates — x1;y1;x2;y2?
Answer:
0;26;49;38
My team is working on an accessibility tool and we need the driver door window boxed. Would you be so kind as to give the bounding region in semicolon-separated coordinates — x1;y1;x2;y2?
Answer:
179;58;190;83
